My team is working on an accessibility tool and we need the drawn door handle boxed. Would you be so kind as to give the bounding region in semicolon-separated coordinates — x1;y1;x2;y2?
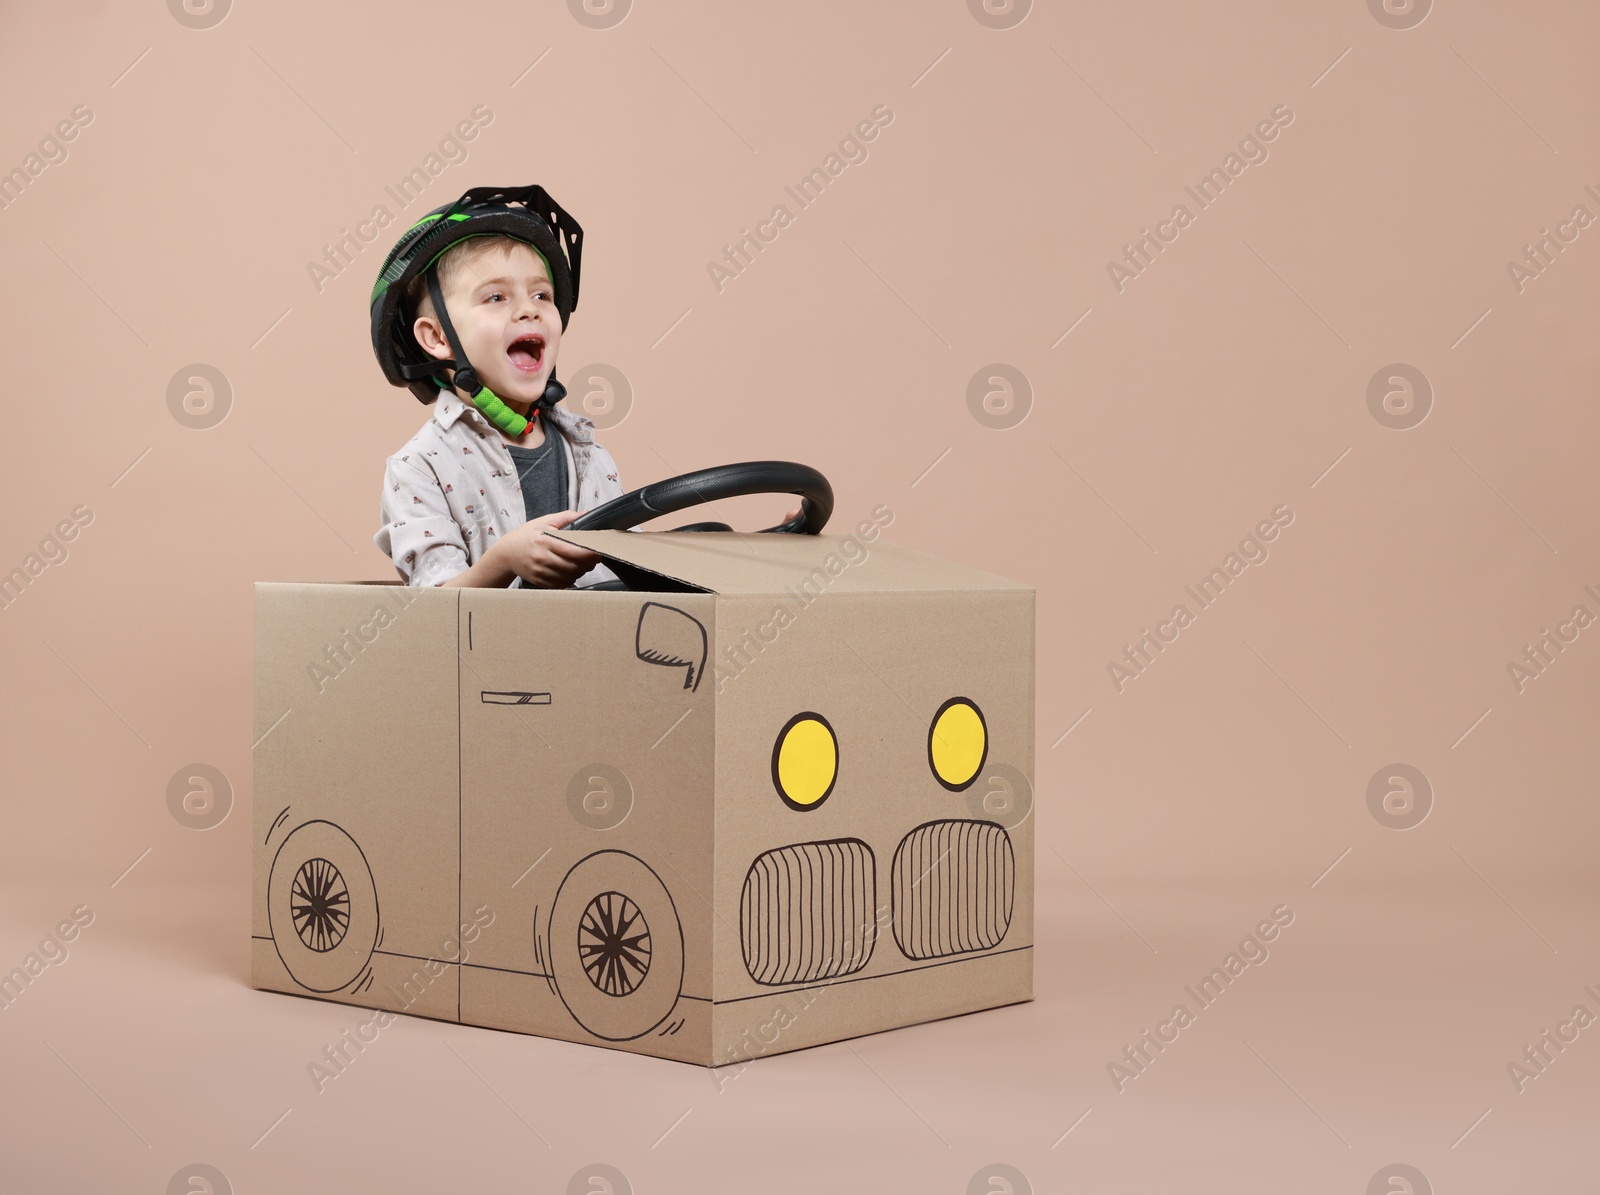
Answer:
481;691;552;705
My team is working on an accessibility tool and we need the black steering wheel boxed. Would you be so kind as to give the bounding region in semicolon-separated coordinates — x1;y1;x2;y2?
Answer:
540;461;832;591
569;461;832;535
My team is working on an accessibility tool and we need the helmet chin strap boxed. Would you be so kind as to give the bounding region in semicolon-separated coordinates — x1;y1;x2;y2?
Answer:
425;266;566;438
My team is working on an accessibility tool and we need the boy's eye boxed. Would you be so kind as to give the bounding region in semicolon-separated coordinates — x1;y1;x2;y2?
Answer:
482;289;550;303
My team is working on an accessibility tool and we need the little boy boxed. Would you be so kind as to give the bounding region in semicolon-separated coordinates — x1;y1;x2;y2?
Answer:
369;185;622;589
370;184;800;586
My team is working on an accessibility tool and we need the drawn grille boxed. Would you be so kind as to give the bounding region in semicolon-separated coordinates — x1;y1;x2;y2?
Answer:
892;820;1014;960
740;839;876;985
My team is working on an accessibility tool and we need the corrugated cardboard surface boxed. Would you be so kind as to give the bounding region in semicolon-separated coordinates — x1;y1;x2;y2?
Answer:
709;589;1035;1062
552;530;1034;595
250;536;1035;1064
454;587;718;1064
252;583;463;1020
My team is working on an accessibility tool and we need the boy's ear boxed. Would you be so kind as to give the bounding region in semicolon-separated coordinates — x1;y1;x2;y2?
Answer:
413;314;453;362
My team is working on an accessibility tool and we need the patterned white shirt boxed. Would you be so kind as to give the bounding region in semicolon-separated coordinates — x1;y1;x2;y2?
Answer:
374;391;625;587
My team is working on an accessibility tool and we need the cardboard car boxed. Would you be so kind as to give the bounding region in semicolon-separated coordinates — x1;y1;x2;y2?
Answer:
252;471;1034;1065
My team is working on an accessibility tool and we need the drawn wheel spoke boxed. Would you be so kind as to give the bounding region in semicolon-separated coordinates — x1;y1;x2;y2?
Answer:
578;891;651;996
291;857;350;953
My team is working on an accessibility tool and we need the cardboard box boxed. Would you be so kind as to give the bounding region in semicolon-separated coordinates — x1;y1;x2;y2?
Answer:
251;530;1035;1065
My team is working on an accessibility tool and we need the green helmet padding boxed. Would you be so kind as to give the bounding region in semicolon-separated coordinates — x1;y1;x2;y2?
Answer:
369;185;582;406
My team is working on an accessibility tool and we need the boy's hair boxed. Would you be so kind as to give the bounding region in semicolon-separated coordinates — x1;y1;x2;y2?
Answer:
403;234;542;325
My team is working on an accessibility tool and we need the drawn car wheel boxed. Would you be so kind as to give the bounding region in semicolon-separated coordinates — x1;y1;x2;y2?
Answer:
549;851;684;1041
268;820;379;993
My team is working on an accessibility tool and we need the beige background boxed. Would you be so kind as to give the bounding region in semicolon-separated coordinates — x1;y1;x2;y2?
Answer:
1;0;1595;1190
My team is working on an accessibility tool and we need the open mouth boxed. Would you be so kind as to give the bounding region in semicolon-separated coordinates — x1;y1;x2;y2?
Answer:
507;334;545;373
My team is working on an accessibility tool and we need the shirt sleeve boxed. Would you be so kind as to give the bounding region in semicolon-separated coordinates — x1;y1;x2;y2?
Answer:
374;453;470;586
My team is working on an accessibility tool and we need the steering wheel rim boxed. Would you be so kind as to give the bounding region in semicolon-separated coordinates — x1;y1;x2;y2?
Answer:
568;461;833;536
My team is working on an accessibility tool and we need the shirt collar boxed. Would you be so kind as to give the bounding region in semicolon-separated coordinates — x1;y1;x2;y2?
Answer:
544;401;595;445
431;389;483;434
432;388;596;444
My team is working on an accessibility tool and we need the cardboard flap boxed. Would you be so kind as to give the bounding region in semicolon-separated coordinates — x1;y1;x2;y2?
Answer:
548;530;1031;595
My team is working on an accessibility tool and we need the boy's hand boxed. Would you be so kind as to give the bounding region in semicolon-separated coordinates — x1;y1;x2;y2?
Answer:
493;510;602;588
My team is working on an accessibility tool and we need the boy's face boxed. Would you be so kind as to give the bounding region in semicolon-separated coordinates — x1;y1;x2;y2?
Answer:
413;240;562;412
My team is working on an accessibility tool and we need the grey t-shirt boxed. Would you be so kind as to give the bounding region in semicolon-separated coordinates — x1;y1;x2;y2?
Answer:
505;423;569;523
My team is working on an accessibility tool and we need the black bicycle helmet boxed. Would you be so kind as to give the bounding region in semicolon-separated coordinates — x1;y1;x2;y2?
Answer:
369;184;583;437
